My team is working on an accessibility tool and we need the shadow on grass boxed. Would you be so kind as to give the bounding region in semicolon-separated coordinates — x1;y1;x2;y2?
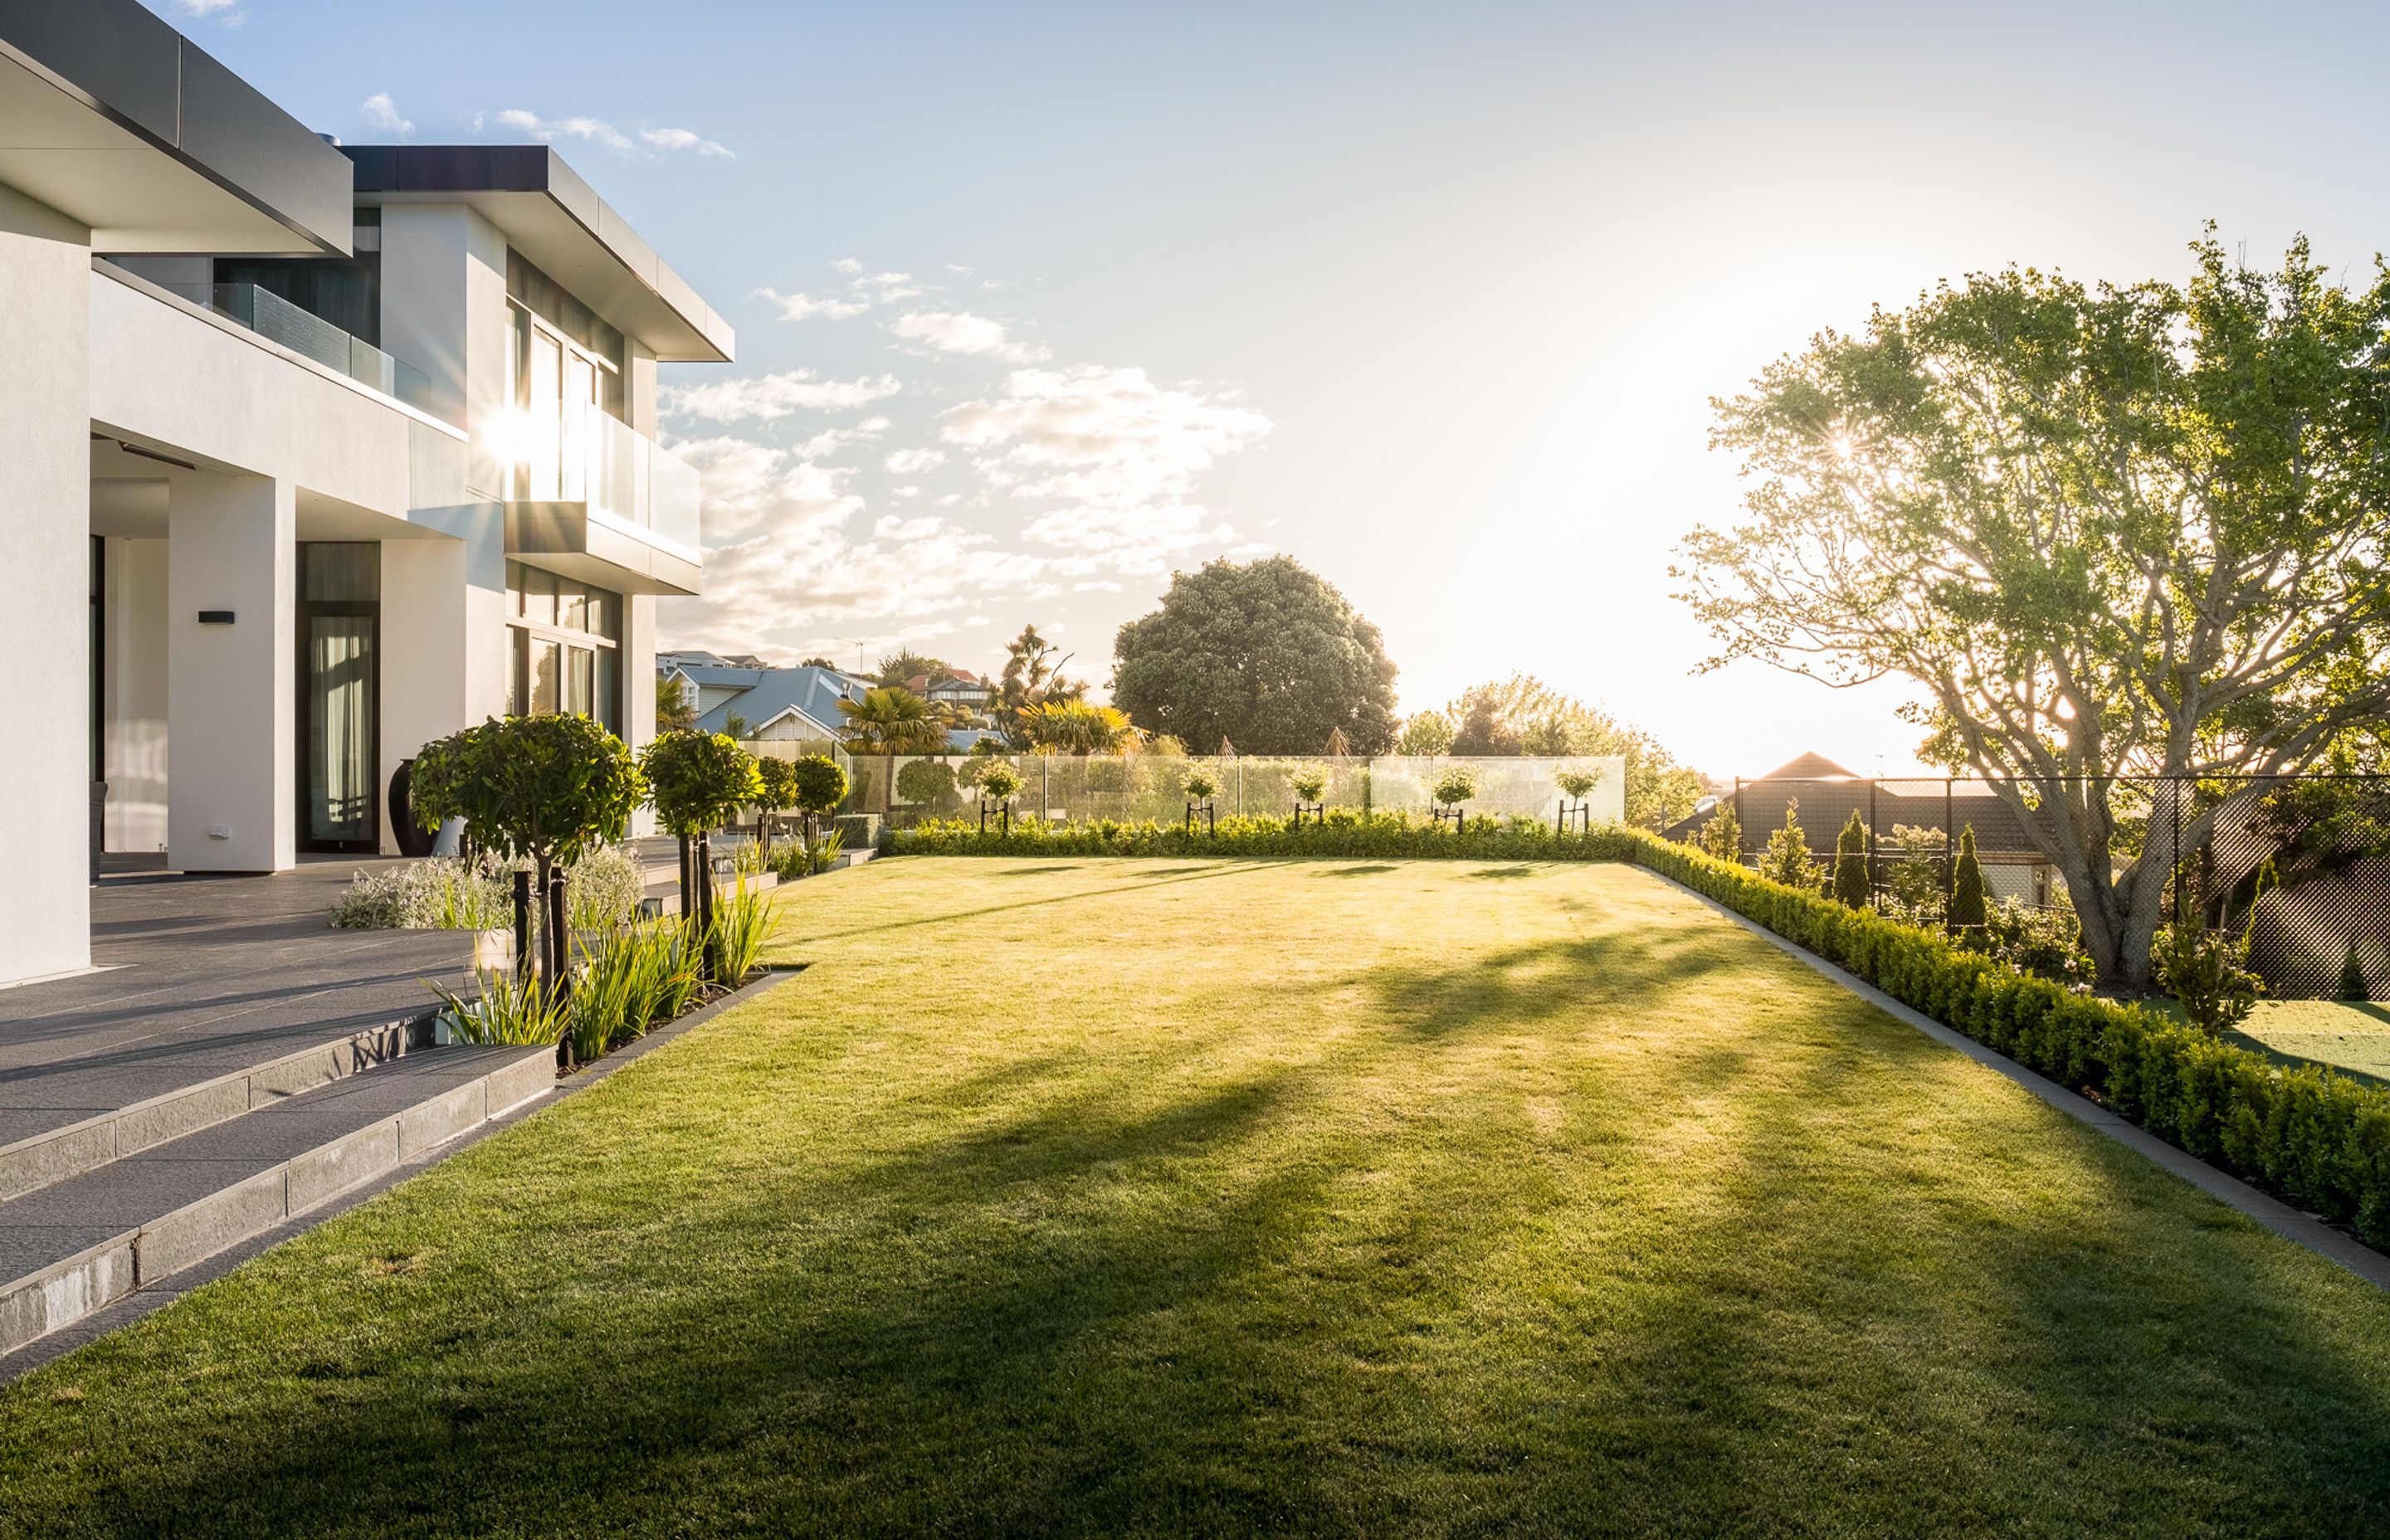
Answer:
1314;863;1401;878
1462;865;1539;880
27;883;2390;1536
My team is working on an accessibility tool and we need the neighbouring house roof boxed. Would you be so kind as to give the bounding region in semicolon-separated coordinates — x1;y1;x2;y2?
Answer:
1756;751;1861;780
690;665;870;739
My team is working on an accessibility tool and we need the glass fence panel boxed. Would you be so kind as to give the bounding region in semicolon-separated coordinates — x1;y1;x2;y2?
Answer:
745;752;1632;831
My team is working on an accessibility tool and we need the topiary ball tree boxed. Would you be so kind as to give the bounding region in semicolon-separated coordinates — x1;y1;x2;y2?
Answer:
1948;825;1988;930
1289;763;1329;824
896;757;960;815
754;756;802;855
641;729;764;976
977;763;1024;833
412;714;644;1013
1431;766;1478;830
788;753;851;848
1183;769;1218;803
1833;810;1871;909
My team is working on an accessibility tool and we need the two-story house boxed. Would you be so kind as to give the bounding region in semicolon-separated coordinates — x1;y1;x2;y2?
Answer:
0;0;729;986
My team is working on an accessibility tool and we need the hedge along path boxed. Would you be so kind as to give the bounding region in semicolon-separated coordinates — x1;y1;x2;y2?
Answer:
891;814;2390;1249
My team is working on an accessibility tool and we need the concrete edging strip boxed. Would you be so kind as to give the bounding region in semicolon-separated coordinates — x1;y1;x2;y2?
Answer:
1646;869;2390;1292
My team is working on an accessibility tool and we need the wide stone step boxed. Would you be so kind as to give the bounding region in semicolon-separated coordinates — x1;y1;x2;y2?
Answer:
0;1016;435;1205
0;1040;553;1357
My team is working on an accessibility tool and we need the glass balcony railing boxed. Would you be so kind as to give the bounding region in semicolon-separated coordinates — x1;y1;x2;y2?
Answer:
151;282;443;419
562;401;701;553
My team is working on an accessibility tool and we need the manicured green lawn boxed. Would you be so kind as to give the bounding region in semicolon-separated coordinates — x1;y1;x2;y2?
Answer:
2236;999;2390;1084
4;857;2390;1537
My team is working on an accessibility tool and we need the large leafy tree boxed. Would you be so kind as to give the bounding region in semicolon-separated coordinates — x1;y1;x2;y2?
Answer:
1679;233;2390;987
1111;556;1398;754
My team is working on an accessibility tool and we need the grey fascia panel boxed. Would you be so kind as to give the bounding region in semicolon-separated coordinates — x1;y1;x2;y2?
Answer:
348;145;730;363
0;0;181;143
0;0;352;254
171;42;352;250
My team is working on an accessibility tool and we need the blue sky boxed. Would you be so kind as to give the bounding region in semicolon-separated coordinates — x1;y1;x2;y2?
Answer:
153;0;2390;773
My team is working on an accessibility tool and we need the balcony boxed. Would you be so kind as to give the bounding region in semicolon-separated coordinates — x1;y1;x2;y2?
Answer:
147;282;443;419
503;402;703;596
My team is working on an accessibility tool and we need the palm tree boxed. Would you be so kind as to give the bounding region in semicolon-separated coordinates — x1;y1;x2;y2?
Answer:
837;686;949;814
1017;699;1139;755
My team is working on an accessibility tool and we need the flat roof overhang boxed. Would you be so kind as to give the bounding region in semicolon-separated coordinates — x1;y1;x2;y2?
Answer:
347;145;734;363
0;0;351;253
505;501;702;597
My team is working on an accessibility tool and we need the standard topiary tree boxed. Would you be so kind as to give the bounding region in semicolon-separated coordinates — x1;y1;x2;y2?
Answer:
1182;768;1219;835
788;753;850;852
1948;825;1988;930
1555;768;1601;834
977;763;1024;833
640;730;764;980
1289;763;1329;826
1833;810;1871;909
754;756;802;856
1431;766;1477;831
412;714;644;1046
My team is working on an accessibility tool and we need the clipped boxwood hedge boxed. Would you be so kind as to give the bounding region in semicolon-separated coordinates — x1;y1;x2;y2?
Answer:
892;810;1642;862
890;812;2390;1246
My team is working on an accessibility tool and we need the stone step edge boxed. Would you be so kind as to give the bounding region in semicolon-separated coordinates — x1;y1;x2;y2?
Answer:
0;1015;440;1206
0;1045;554;1358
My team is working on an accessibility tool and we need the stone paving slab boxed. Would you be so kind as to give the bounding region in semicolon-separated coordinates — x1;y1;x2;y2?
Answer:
0;861;471;1150
0;1040;552;1356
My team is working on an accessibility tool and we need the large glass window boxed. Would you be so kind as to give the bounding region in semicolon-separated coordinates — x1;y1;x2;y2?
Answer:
505;560;622;734
297;543;380;852
505;249;625;504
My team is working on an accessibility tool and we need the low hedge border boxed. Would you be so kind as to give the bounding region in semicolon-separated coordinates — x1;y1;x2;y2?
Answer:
890;813;2390;1248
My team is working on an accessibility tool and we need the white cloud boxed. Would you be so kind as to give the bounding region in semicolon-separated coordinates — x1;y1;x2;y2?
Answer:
883;447;948;475
641;127;735;158
172;0;242;17
493;109;636;154
891;310;1048;363
361;93;414;135
659;434;1050;655
754;288;871;322
940;365;1270;574
482;110;733;159
661;370;903;423
832;257;865;275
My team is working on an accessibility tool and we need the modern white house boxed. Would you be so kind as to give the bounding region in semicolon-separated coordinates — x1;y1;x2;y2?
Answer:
0;0;730;987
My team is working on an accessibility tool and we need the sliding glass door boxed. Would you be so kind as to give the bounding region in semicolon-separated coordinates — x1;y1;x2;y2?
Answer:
297;543;380;853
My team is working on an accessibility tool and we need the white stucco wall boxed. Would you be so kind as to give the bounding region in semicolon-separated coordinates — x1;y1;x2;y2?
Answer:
102;537;169;853
167;475;295;872
90;270;425;515
0;185;95;983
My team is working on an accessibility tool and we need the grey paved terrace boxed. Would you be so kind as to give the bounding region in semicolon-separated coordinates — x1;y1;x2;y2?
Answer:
0;859;472;1148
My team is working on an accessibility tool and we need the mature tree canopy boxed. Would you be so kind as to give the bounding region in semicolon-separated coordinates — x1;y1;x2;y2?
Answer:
873;649;952;688
1111;557;1398;755
1414;674;1705;829
1678;233;2390;985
